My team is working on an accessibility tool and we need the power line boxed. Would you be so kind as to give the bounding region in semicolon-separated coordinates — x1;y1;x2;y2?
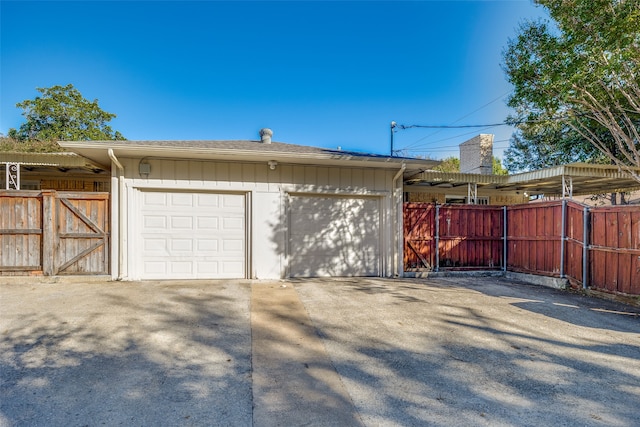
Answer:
402;91;511;150
399;123;507;129
400;126;499;150
396;109;621;133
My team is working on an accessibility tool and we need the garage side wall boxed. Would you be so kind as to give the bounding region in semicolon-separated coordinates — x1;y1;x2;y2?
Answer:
115;158;396;280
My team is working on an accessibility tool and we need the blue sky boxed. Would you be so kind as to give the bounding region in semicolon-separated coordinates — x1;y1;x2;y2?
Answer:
1;1;548;160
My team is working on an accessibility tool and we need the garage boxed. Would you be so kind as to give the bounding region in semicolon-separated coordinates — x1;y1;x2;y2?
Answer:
288;195;381;277
60;137;435;280
137;190;246;279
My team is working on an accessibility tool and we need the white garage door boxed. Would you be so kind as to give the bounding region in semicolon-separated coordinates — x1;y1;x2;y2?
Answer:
288;195;380;277
138;191;245;279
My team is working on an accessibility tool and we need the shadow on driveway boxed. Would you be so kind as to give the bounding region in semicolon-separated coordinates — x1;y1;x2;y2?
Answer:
0;280;252;426
1;277;639;427
294;277;640;427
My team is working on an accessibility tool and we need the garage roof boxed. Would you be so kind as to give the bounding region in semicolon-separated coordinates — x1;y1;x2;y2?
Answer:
57;139;440;171
405;163;640;197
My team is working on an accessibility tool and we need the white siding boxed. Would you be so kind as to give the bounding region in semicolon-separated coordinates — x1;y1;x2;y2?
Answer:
118;158;397;280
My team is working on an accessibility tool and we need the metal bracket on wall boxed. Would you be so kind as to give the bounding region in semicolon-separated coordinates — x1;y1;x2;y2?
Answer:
562;175;573;199
467;182;478;204
4;162;20;190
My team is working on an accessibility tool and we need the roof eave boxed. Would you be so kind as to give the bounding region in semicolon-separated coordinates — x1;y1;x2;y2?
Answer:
58;141;439;170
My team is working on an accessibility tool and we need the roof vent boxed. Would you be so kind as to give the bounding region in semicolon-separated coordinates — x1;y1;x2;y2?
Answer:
259;128;273;144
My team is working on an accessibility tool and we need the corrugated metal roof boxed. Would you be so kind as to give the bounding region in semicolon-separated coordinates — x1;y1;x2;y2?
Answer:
0;152;105;169
405;163;640;197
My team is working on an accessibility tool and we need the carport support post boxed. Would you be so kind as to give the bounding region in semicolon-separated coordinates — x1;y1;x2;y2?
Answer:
434;204;440;272
560;199;567;278
582;206;589;289
503;206;507;272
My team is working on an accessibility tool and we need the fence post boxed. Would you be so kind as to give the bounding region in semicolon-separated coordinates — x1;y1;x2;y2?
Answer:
435;204;440;272
583;206;589;290
503;206;507;272
41;190;57;275
560;199;567;278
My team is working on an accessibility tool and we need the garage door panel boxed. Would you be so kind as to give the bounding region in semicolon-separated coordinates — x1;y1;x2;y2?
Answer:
171;239;193;251
223;217;244;229
289;195;380;277
143;192;167;205
170;261;193;274
197;216;219;229
197;239;219;251
197;261;219;274
143;216;167;229
171;216;193;229
138;190;245;279
222;195;244;208
197;193;220;207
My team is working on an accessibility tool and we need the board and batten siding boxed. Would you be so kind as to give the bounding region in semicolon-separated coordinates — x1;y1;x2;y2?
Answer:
114;158;398;280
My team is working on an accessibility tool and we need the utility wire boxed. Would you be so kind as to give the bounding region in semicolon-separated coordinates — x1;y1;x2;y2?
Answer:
402;91;511;150
399;123;507;129
401;126;498;150
397;109;624;133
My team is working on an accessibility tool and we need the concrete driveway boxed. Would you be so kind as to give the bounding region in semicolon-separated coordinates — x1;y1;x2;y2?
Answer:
1;277;639;426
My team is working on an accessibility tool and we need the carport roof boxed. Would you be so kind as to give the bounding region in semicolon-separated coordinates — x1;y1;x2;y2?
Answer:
57;139;441;171
405;162;640;197
0;151;108;173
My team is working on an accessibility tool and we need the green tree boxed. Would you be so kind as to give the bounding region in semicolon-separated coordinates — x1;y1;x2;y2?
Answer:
9;84;125;142
492;157;508;175
433;156;460;172
433;156;508;175
502;0;640;183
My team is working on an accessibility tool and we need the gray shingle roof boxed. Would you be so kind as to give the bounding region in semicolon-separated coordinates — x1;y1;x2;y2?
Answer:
81;139;416;160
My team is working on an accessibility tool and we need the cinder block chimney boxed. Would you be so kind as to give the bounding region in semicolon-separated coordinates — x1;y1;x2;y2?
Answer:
259;128;273;144
459;134;494;175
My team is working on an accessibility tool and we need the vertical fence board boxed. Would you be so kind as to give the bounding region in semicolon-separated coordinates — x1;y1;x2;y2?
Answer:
605;211;619;292
564;202;585;284
631;212;640;294
618;212;631;294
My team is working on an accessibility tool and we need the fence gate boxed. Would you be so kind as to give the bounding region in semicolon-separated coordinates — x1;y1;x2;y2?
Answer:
1;190;109;276
404;203;437;270
51;192;109;275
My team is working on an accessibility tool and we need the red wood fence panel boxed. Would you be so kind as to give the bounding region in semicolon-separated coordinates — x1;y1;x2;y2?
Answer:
438;205;503;269
404;203;503;271
589;206;640;295
404;203;437;270
507;201;563;276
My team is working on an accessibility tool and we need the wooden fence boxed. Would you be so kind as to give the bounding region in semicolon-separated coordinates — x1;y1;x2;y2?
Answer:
0;190;110;276
404;201;640;296
404;204;503;270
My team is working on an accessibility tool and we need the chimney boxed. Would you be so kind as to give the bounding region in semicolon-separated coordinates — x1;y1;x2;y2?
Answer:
459;134;494;175
259;128;273;144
